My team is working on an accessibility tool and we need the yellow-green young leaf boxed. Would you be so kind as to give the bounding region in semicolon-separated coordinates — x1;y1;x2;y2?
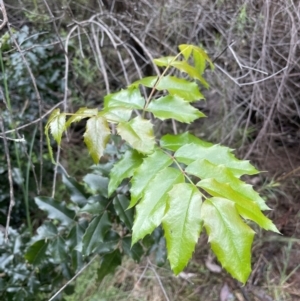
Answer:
65;108;98;129
104;87;145;110
171;60;209;88
49;111;66;145
163;183;202;274
45;109;61;163
132;167;184;245
84;116;110;164
193;48;206;75
108;150;144;196
129;149;173;208
201;197;255;284
198;179;279;233
102;107;132;123
153;56;209;87
160;133;212;151
192;45;214;70
185;159;270;210
117;116;155;154
175;143;259;177
146;95;205;123
153;56;177;66
131;76;204;102
178;44;193;60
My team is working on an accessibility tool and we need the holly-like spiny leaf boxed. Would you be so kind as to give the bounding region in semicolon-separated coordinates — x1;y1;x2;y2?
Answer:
198;179;279;232
129;149;173;208
175;143;259;177
122;237;144;262
131;76;204;102
82;212;111;256
160;132;212;151
84;115;111;164
201;197;254;284
108;149;144;197
25;240;49;266
97;250;122;283
113;194;133;229
65;107;98;129
163;183;202;274
117;116;155;154
35;197;75;226
185;159;270;210
104;87;145;110
146;95;205;123
132;167;184;244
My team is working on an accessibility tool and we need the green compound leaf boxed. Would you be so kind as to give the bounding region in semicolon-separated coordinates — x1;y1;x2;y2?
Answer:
153;56;209;88
198;179;279;233
146;95;205;123
97;250;122;283
132;167;184;245
35;197;75;226
113;194;133;229
65;107;98;128
185;159;270;210
25;240;49;266
82;212;111;256
49;112;66;145
108;149;144;196
160;132;212;151
84;115;111;164
104;87;145;110
175;143;259;177
201;197;254;284
162;183;202;274
131;76;204;101
129;149;173;208
117;116;155;154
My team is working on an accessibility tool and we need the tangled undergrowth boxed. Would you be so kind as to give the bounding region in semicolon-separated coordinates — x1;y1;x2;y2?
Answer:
1;0;300;300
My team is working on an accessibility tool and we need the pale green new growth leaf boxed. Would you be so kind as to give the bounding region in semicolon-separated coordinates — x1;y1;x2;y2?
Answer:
146;95;205;123
160;133;212;151
117;116;155;154
102;107;132;123
108;150;144;196
130;149;173;208
198;179;279;232
104;87;145;110
66;108;98;128
163;183;202;274
193;49;206;75
175;143;259;176
186;159;270;210
132;167;184;245
84;116;110;164
49;112;66;145
153;56;209;88
131;76;204;101
201;197;254;284
45;108;61;163
178;44;193;60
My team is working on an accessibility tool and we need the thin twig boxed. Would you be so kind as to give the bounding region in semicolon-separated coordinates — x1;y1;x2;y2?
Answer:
0;117;14;242
0;0;8;30
48;254;98;301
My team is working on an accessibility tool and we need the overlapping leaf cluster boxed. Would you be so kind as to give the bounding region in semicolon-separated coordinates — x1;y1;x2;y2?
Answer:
44;45;278;284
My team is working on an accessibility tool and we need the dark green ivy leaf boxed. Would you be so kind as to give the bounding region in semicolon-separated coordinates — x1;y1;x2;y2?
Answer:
25;240;49;266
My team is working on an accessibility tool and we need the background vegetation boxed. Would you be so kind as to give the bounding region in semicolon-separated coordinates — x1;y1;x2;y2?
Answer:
0;0;299;300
